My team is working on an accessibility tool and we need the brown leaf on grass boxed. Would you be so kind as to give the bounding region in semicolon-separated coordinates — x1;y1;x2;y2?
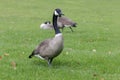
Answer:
93;73;97;77
0;56;2;60
101;78;104;80
11;61;17;70
4;53;9;56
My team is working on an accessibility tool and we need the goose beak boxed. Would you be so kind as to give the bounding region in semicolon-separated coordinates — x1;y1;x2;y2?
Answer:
59;13;64;17
61;13;64;15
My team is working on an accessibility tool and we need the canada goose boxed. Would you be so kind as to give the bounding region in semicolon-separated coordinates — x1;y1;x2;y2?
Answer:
40;21;53;30
29;8;64;65
40;16;77;32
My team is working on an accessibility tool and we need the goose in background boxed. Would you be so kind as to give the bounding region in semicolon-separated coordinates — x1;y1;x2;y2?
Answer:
40;21;53;30
40;16;77;32
29;8;64;65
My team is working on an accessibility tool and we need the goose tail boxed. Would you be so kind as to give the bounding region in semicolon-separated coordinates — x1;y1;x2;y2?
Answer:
72;23;77;27
29;50;36;58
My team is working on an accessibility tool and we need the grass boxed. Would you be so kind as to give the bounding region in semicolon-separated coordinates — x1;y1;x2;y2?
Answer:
0;0;120;80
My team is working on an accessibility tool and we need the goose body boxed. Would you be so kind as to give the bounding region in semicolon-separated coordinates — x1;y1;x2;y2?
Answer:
58;16;77;27
40;16;77;32
29;9;64;65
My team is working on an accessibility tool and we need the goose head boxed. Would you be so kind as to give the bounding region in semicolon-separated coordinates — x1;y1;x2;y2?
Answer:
40;21;53;29
44;21;51;24
54;8;64;17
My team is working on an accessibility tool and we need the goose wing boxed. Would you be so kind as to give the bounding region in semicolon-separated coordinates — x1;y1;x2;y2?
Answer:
36;39;52;52
58;16;76;26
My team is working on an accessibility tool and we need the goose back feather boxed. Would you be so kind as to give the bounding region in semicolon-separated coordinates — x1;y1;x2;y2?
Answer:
58;16;77;27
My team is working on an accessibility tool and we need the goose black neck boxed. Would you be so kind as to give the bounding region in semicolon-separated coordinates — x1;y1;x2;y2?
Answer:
53;14;61;34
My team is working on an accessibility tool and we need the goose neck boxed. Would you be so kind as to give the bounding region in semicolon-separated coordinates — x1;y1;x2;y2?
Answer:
53;14;61;34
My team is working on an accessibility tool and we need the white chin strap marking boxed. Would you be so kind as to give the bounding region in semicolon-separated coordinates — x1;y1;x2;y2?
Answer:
55;11;58;15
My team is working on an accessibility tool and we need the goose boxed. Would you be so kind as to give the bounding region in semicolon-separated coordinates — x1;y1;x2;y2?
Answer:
40;21;53;30
29;8;64;65
40;16;77;32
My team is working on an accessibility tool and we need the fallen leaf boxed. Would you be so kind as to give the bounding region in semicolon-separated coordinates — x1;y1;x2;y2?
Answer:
92;49;96;52
0;56;2;60
11;61;17;70
4;53;9;56
108;51;112;54
101;78;104;80
93;73;97;77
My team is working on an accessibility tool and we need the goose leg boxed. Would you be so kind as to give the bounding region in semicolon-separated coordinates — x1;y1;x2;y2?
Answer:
48;58;53;66
61;26;65;32
69;27;73;32
62;28;64;32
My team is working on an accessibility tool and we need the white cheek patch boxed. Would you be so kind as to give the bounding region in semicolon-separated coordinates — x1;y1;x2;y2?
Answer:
47;23;50;25
55;11;58;15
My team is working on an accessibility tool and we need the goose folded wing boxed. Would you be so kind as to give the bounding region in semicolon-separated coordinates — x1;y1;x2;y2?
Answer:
58;16;75;25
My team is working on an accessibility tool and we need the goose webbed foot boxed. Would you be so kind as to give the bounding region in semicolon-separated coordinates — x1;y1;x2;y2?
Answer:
60;26;64;32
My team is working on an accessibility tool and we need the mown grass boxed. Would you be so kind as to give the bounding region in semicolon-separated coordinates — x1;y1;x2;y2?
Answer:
0;0;120;80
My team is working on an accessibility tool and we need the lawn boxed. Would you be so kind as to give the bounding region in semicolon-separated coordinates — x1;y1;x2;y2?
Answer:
0;0;120;80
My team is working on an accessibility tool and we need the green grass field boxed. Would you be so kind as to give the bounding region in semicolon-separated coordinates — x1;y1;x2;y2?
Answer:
0;0;120;80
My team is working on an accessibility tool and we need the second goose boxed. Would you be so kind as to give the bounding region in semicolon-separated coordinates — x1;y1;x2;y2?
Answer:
40;16;77;32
